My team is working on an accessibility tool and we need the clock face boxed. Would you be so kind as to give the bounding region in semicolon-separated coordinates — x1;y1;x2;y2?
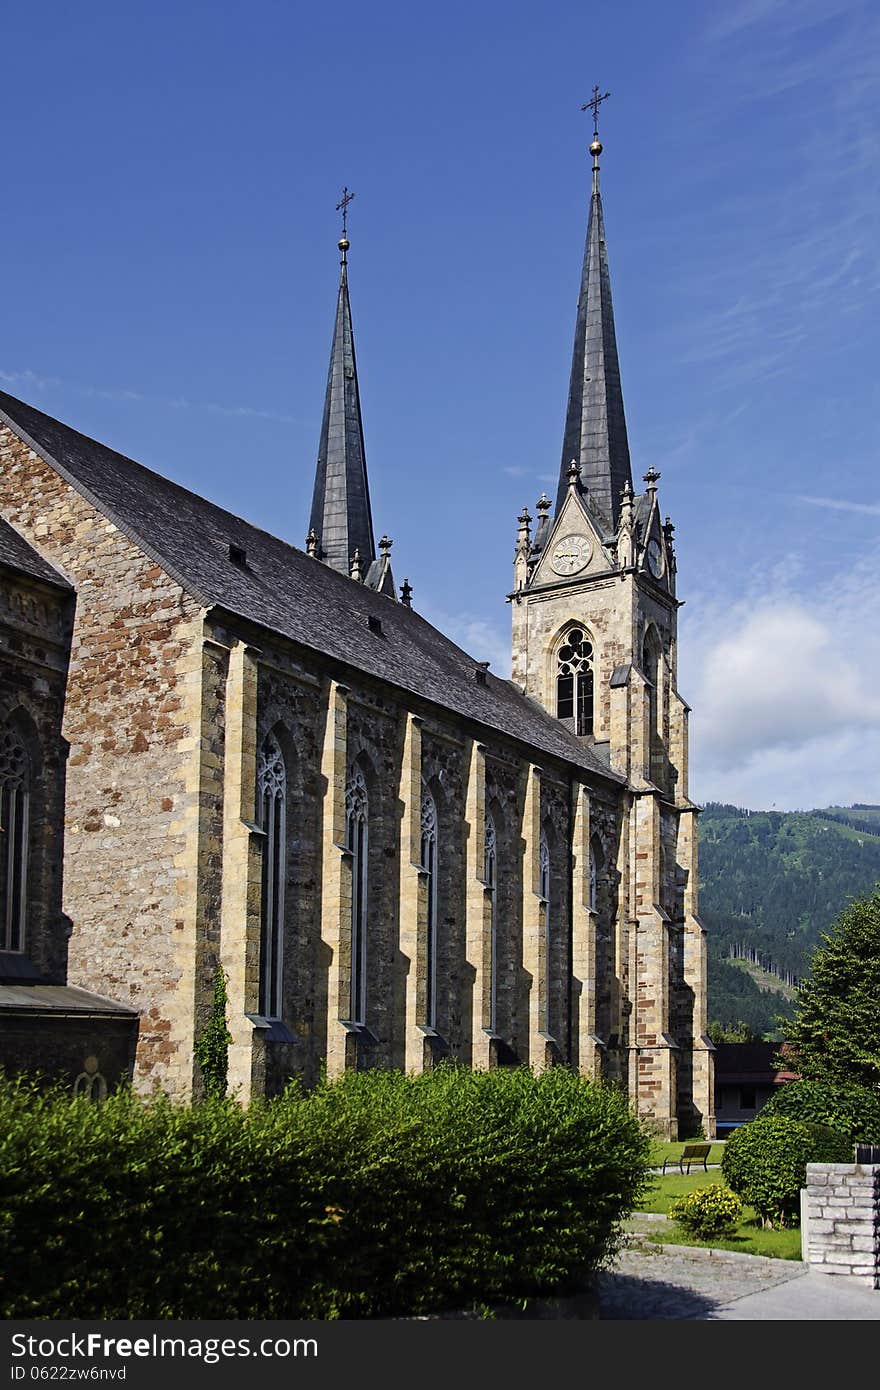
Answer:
550;534;592;576
646;538;664;578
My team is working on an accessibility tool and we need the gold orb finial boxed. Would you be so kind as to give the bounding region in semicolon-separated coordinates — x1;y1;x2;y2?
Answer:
590;138;602;157
338;235;350;254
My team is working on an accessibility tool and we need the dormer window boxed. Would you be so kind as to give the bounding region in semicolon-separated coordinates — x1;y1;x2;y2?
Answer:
556;628;593;736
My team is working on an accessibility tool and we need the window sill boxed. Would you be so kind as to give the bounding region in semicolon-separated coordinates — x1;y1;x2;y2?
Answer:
244;1014;296;1043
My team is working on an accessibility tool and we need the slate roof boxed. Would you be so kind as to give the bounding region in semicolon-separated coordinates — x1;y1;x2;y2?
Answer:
308;252;376;574
0;982;138;1016
0;514;72;589
0;390;623;784
556;153;633;531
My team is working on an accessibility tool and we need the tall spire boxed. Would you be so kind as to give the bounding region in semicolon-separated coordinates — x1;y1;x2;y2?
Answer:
309;187;376;574
554;93;632;530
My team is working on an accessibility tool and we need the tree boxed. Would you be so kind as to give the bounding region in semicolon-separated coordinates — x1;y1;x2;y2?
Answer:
783;885;880;1088
707;1019;763;1044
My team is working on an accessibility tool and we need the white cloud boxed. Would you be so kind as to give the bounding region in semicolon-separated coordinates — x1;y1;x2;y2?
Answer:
684;546;880;808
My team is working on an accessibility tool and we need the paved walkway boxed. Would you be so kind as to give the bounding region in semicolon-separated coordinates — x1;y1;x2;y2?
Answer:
596;1230;880;1320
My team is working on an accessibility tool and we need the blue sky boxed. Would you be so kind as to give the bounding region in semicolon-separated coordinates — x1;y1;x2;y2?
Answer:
3;0;878;809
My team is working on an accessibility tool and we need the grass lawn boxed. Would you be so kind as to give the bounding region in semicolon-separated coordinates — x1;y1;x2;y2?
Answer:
642;1221;802;1261
634;1170;803;1261
639;1169;728;1214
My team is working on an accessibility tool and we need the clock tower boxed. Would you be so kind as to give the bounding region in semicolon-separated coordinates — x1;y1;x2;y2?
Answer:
509;113;713;1138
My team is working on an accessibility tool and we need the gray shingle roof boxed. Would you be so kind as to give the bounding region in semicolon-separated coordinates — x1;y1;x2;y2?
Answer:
0;390;623;784
0;514;72;589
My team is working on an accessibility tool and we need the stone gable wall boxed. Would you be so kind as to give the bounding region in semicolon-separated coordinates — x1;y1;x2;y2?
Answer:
0;426;204;1095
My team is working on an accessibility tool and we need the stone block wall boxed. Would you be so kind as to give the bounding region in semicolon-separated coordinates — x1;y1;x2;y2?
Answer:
0;426;205;1096
803;1163;880;1287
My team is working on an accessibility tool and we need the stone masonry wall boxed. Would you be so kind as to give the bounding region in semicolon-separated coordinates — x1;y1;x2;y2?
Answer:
803;1163;880;1287
0;427;204;1095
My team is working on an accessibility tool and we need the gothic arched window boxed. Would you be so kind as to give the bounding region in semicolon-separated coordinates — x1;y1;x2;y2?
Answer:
539;833;551;1034
257;732;287;1017
556;629;594;736
346;767;369;1025
589;834;603;913
643;627;661;751
420;786;439;1029
484;813;498;1034
0;724;30;953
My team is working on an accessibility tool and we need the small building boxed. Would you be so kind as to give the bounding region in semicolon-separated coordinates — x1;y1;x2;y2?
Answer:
713;1041;797;1134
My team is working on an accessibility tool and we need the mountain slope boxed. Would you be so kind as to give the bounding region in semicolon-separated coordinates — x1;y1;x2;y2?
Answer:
698;803;880;1036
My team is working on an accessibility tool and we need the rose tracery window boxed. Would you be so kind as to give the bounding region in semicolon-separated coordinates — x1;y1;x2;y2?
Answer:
346;767;369;1025
420;786;439;1028
556;629;594;736
257;732;287;1017
0;725;30;954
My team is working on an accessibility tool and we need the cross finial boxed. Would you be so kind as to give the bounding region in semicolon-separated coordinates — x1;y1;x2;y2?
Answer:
336;185;355;236
581;85;611;137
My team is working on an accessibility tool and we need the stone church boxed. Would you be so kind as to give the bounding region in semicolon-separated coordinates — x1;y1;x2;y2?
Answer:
0;128;714;1138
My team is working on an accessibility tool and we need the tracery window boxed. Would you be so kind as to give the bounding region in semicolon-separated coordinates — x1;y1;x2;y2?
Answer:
556;628;594;736
420;786;439;1029
484;813;498;1034
257;732;286;1017
589;834;603;913
539;834;551;1034
346;767;369;1025
0;725;29;954
643;628;661;750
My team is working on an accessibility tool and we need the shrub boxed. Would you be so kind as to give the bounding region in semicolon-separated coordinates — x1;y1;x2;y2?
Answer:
193;965;232;1099
759;1079;880;1144
721;1115;851;1227
0;1064;650;1319
669;1184;742;1240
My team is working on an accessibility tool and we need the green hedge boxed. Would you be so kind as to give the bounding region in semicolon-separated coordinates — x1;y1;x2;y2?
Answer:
721;1114;851;1227
759;1079;880;1143
0;1065;650;1319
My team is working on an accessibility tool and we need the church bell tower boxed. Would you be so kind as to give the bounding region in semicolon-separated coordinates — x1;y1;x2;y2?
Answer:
510;97;713;1137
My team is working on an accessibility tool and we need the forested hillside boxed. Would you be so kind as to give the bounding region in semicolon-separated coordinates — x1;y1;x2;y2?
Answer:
698;804;880;1037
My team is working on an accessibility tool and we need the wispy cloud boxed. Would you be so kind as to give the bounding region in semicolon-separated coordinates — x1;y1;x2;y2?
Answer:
798;495;880;517
0;368;298;426
658;2;880;396
703;0;854;44
417;601;511;677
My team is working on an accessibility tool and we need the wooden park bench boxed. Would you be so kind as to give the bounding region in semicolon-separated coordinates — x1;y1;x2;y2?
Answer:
661;1143;712;1175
